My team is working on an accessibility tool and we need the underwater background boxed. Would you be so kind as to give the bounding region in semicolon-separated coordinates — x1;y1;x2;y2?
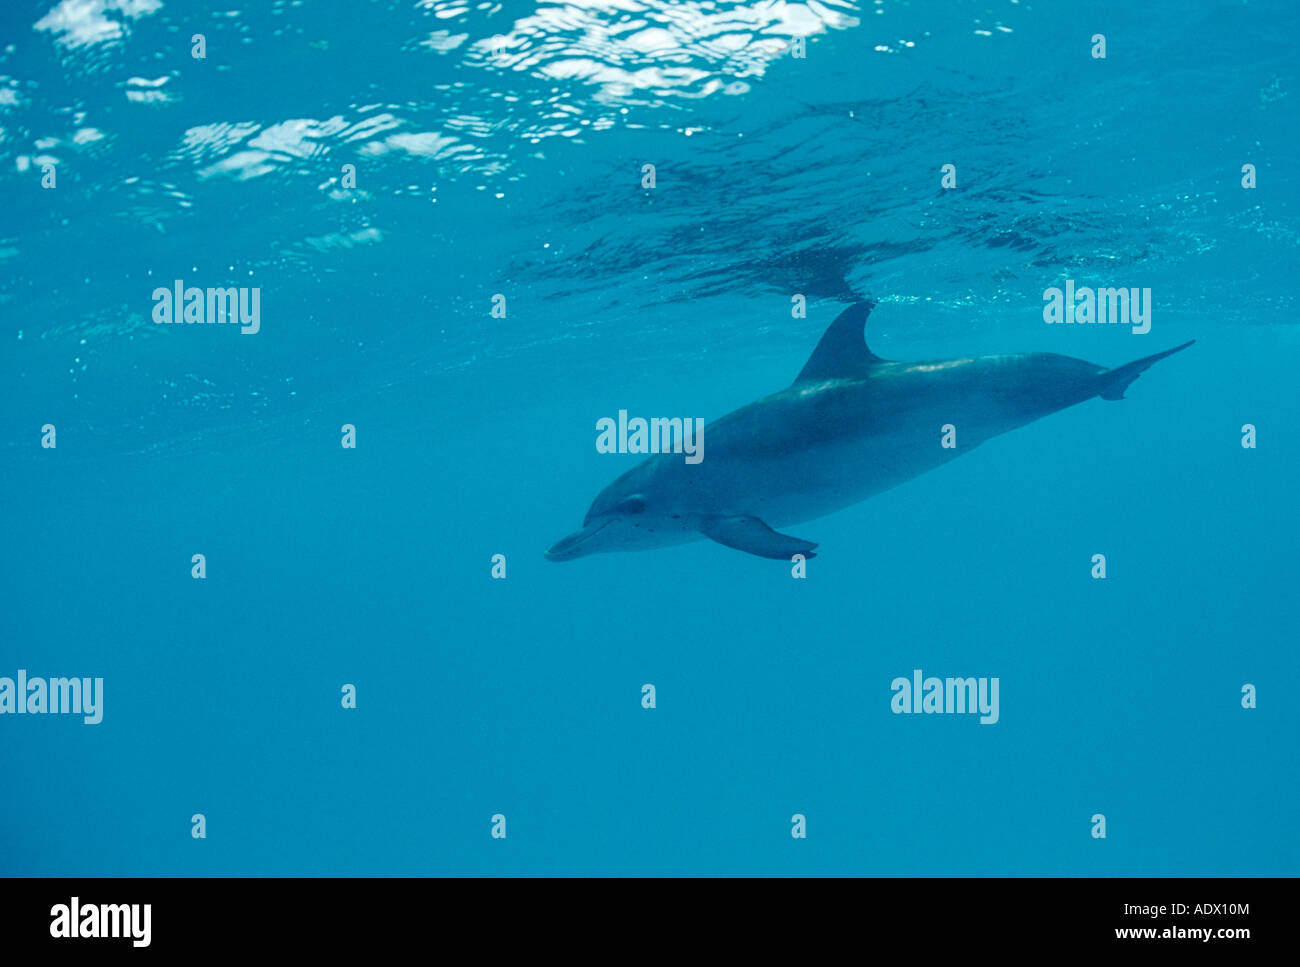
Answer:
1;0;1296;875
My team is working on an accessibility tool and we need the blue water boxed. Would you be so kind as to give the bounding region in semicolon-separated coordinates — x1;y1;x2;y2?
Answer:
2;0;1297;876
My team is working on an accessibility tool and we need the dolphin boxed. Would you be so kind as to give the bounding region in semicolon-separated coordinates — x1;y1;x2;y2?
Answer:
545;302;1193;561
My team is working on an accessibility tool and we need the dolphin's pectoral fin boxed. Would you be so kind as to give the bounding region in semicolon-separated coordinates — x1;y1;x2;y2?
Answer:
794;300;886;384
699;516;819;560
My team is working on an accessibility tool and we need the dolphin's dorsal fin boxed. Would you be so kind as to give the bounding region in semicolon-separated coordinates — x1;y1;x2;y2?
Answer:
794;301;885;383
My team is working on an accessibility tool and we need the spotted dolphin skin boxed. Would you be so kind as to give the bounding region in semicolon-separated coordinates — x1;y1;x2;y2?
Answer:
546;302;1194;561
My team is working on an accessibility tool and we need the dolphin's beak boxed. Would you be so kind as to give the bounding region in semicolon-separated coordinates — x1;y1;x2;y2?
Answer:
545;519;609;562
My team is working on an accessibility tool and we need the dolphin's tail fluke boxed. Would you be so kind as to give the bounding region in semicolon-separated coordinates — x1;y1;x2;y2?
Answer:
1098;340;1195;401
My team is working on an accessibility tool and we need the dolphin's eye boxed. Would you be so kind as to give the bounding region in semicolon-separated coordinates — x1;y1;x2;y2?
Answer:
615;495;647;515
